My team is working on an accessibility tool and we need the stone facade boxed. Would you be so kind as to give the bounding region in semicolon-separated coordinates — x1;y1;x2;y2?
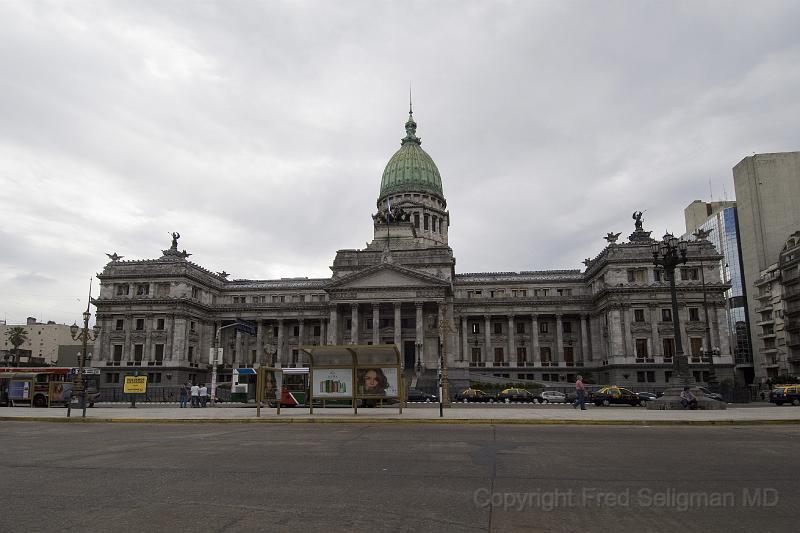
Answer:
92;112;735;394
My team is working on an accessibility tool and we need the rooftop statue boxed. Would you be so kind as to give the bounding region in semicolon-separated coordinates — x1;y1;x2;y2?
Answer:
604;232;621;244
632;211;644;231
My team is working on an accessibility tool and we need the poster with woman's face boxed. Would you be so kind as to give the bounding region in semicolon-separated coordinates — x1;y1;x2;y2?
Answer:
313;368;353;398
357;367;398;398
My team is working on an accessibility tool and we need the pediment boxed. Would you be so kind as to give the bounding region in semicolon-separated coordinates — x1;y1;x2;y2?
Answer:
329;264;449;290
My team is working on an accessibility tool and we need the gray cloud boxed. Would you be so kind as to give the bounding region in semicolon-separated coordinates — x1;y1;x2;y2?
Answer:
1;0;798;324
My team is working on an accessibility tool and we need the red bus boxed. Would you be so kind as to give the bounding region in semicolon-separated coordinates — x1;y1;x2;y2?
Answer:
0;367;100;407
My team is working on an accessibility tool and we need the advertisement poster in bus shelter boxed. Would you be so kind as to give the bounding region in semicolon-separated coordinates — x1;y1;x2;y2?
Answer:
356;367;398;398
50;382;67;403
8;380;31;400
313;368;352;398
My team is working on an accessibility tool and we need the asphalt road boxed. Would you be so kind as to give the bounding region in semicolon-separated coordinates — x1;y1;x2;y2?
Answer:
0;423;796;532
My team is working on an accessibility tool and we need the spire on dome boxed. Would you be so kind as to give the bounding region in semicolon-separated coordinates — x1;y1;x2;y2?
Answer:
402;87;420;146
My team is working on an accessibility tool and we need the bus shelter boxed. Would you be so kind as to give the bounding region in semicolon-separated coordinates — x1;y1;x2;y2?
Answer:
301;344;403;414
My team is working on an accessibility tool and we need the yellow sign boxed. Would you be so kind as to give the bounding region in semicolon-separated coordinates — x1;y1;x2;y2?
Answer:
124;376;148;394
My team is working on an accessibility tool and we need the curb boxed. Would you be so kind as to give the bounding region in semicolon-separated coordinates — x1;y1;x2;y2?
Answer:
2;416;800;426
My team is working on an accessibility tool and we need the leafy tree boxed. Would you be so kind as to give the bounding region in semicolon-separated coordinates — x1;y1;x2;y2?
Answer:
5;326;28;366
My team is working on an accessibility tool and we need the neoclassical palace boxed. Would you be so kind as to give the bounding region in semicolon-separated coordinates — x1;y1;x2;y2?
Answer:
93;110;734;393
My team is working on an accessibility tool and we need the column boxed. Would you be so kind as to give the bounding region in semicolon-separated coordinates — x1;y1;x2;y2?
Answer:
622;307;632;357
484;315;491;364
350;303;359;345
415;302;424;367
328;305;338;345
580;315;589;363
235;330;243;366
461;316;468;364
372;303;380;345
143;316;152;362
531;314;540;365
393;302;402;350
256;320;264;364
609;308;624;356
649;304;661;357
298;319;305;366
320;319;327;346
507;315;516;366
123;315;131;361
555;314;563;364
165;315;174;361
277;319;285;367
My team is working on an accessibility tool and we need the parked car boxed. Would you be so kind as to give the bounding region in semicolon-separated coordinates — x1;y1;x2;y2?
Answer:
455;388;495;403
496;387;536;403
407;388;437;403
636;392;658;402
535;390;567;404
769;385;800;406
590;386;644;406
697;387;725;402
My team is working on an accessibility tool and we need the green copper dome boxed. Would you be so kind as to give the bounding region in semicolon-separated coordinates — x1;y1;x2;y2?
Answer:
379;112;444;199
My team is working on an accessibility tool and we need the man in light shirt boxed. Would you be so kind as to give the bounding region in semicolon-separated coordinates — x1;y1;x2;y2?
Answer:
572;375;587;410
190;383;200;408
199;383;208;407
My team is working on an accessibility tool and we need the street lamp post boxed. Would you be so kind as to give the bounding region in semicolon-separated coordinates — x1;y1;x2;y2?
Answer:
438;316;454;411
651;233;691;386
693;228;719;390
211;322;243;406
69;283;101;418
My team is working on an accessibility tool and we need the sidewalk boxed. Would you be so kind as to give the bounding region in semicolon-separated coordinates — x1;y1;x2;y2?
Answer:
2;403;800;425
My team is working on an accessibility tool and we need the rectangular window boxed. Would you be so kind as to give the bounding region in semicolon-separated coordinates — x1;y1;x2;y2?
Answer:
188;346;194;362
688;307;700;321
635;339;649;358
634;309;645;322
493;322;502;335
562;321;572;333
654;269;663;282
663;338;675;358
432;216;437;232
293;326;300;337
647;371;655;383
563;346;574;364
414;212;420;229
681;267;699;281
424;214;429;230
556;288;572;296
471;347;481;363
105;372;119;384
190;321;196;332
517;347;527;364
273;327;279;337
147;372;162;384
690;337;703;357
115;319;124;331
346;319;352;330
540;347;552;362
534;288;549;297
381;318;391;328
637;371;647;383
192;287;200;298
365;319;373;330
133;344;144;362
516;322;526;334
539;322;549;334
665;370;673;383
156;318;165;330
494;347;504;363
116;284;129;296
113;345;123;363
136;284;149;296
154;344;164;362
661;309;672;322
135;319;145;331
313;325;321;336
627;269;648;283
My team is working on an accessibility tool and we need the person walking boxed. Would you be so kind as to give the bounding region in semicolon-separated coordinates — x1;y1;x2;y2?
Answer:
573;375;587;410
190;383;200;407
199;383;208;407
179;381;190;408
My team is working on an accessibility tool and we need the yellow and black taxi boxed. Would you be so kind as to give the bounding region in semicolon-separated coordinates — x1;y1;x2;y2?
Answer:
496;387;535;403
455;388;495;403
589;386;646;407
769;384;800;406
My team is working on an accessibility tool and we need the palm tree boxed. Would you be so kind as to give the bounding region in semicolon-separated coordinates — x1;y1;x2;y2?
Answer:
5;326;29;366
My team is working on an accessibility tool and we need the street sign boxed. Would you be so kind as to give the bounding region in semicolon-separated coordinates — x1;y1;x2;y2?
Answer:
123;375;147;394
235;320;257;336
209;348;223;364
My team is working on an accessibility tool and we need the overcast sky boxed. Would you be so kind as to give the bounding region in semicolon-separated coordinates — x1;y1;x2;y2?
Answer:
1;0;799;326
